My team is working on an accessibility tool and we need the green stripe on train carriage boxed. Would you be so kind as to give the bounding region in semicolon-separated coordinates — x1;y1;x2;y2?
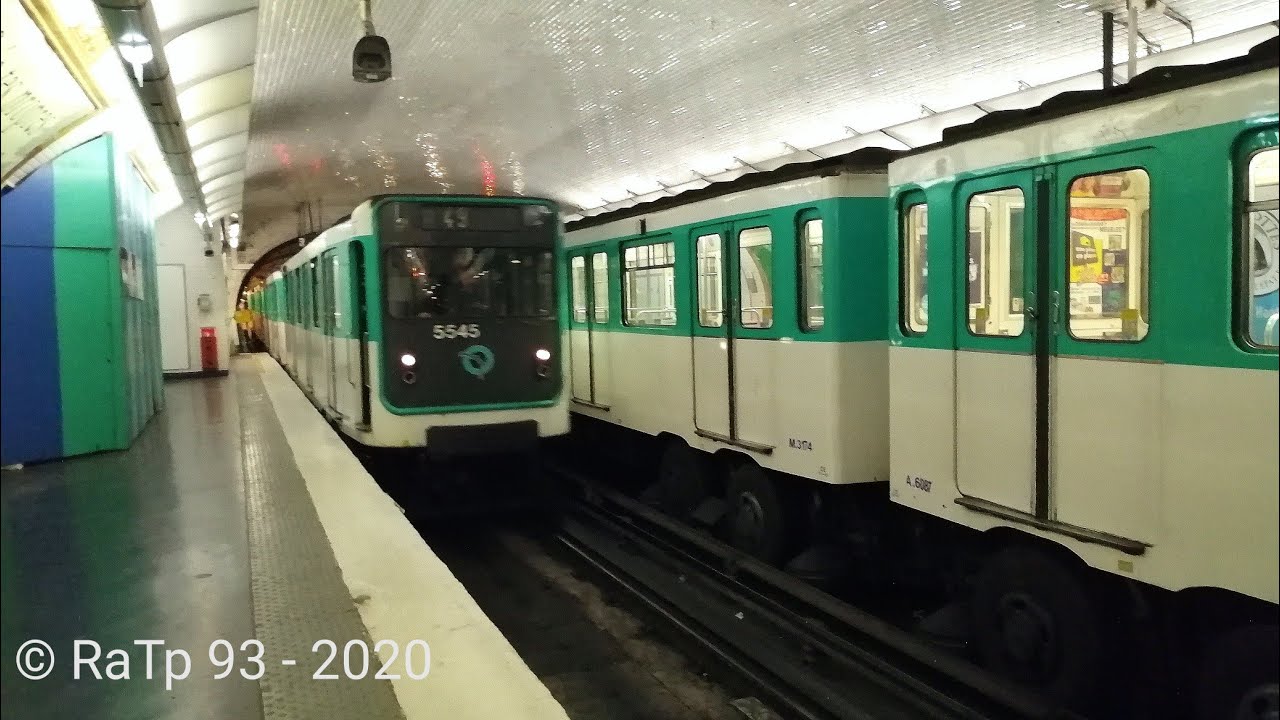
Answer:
565;196;891;343
887;115;1279;372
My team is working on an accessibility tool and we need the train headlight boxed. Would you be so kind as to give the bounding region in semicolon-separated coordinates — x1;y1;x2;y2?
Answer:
534;348;551;361
400;353;416;367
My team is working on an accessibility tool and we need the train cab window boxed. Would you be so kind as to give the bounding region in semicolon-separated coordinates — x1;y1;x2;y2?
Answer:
900;203;929;334
800;218;824;331
738;226;773;329
1066;168;1150;342
592;252;609;323
696;233;724;328
966;188;1026;337
383;247;555;319
570;256;587;322
622;241;676;326
1243;146;1279;348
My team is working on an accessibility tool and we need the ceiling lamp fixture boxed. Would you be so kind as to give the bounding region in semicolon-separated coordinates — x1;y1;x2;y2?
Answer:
226;221;241;250
116;31;152;88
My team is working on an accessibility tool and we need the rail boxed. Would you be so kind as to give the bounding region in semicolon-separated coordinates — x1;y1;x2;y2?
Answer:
548;461;1084;720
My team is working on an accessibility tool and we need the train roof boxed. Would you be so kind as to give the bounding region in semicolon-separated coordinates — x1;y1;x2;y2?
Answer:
566;35;1278;232
932;35;1277;148
565;148;898;232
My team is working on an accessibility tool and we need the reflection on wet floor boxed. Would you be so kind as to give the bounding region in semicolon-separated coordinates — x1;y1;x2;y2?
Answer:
0;378;261;720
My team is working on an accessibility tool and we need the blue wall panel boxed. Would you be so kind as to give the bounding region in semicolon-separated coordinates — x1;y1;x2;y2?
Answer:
1;165;63;465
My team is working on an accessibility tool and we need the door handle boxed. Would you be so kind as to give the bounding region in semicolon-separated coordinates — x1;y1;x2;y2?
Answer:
1025;291;1036;320
1051;290;1062;325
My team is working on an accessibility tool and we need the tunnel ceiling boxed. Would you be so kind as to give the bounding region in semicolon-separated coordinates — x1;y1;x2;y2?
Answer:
0;0;259;216
238;0;1278;260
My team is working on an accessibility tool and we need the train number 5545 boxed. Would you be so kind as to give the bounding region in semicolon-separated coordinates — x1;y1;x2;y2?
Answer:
432;324;481;339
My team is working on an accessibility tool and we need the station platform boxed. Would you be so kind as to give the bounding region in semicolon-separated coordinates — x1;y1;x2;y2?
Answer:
1;355;571;720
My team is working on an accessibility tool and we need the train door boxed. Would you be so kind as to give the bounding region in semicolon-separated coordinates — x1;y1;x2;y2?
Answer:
691;224;730;437
952;172;1037;514
300;262;312;390
323;250;340;413
1047;156;1156;545
286;272;298;368
311;260;322;392
952;158;1154;551
568;248;612;408
690;219;774;452
350;242;372;429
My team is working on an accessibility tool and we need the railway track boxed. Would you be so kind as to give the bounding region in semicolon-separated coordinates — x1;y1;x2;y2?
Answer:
547;461;1086;720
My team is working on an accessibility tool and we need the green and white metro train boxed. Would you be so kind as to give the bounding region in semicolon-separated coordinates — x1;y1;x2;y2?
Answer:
562;40;1278;716
249;194;570;456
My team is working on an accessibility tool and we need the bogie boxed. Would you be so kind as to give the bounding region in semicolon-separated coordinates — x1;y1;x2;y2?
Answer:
1194;624;1279;720
723;460;791;566
654;438;718;520
968;544;1108;708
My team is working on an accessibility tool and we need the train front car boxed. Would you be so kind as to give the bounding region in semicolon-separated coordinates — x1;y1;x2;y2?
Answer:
368;195;569;456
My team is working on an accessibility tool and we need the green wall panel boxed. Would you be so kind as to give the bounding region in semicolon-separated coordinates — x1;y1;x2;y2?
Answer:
52;247;119;455
43;134;162;459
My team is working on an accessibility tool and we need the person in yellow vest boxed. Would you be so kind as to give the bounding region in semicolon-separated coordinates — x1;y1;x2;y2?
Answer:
234;304;253;352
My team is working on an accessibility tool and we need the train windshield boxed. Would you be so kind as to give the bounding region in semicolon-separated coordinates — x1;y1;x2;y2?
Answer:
384;246;555;319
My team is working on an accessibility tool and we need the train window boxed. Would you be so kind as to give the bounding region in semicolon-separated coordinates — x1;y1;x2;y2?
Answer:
901;203;928;334
1066;168;1150;342
800;218;824;331
1243;146;1279;348
696;233;723;328
570;256;587;323
739;227;773;329
592;252;609;323
383;247;555;318
966;188;1026;337
622;241;676;326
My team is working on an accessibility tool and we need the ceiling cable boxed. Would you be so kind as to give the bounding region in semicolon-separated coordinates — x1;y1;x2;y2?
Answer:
359;0;375;36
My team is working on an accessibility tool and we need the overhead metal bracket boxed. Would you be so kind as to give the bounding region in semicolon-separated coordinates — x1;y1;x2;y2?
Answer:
1143;0;1195;43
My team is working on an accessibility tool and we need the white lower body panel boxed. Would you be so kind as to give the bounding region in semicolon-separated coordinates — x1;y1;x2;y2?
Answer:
891;344;1279;604
569;329;889;485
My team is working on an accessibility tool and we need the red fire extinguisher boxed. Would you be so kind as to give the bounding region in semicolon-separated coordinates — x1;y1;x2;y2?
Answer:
200;327;218;371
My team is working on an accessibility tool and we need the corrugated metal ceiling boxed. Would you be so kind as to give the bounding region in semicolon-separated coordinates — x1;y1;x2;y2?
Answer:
240;0;1276;256
7;0;1275;256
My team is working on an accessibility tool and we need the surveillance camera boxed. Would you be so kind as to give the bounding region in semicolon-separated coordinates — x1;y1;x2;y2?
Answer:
353;34;392;83
204;246;215;257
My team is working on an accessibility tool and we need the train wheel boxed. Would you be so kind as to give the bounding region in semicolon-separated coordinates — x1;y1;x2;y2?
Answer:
724;462;787;566
970;545;1103;707
1195;625;1278;720
656;440;710;520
